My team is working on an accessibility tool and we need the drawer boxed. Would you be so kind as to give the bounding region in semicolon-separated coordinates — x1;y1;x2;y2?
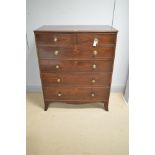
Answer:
35;32;75;45
43;87;110;101
77;33;116;46
41;72;112;86
38;46;115;59
40;60;113;73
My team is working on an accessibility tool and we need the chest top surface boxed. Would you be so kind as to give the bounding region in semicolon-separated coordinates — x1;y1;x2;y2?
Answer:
34;25;118;33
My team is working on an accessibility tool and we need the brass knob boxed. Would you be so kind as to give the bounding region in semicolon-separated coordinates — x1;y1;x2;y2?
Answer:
57;78;61;83
55;65;60;69
54;50;59;55
53;37;58;42
92;64;96;69
91;93;95;97
93;50;98;56
92;79;96;83
57;92;62;97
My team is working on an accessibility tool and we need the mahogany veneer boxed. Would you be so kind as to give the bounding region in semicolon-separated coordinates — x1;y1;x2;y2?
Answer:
34;25;118;111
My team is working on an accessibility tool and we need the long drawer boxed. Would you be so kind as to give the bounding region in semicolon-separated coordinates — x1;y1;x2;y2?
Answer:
41;72;112;86
43;87;110;101
38;46;115;59
40;60;113;72
35;32;116;46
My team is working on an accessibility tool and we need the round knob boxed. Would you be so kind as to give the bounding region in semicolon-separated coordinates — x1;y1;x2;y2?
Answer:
54;50;59;55
91;79;96;83
57;92;62;97
91;93;95;97
57;78;61;83
93;50;98;56
53;37;58;42
92;64;96;69
55;65;60;69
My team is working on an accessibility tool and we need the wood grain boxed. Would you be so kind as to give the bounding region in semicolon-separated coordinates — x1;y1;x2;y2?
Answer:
43;87;110;101
34;25;118;111
38;46;115;59
40;59;113;73
41;72;112;87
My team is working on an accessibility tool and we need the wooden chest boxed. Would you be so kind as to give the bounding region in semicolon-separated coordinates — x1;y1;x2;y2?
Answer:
34;25;118;111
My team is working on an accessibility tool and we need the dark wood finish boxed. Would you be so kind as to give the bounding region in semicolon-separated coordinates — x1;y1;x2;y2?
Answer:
34;25;118;32
43;87;110;101
38;46;115;59
35;32;76;45
77;33;117;46
34;25;118;111
41;72;112;87
40;59;113;72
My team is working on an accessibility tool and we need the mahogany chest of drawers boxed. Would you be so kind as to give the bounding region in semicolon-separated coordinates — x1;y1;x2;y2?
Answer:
34;25;118;111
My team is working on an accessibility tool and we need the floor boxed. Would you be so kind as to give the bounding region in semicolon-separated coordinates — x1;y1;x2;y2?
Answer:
26;93;128;155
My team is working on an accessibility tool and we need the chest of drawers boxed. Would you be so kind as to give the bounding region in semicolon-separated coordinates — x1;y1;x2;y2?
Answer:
34;25;118;111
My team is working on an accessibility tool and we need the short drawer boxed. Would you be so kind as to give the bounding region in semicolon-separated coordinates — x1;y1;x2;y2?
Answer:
77;33;117;46
38;46;115;59
40;60;113;73
41;72;112;86
43;87;110;101
35;32;75;45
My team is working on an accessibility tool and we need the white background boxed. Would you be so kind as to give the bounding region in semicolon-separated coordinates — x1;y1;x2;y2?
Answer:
0;0;155;155
26;0;129;92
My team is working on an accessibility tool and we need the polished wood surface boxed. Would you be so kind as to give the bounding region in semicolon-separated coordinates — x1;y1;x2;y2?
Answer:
38;46;115;59
34;25;118;111
41;72;112;87
35;32;76;45
43;87;110;101
40;59;113;72
77;33;117;45
34;25;118;32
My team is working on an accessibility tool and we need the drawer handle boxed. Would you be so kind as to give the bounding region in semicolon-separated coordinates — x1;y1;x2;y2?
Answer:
57;92;62;97
53;37;58;42
54;50;59;55
92;64;97;69
91;79;96;83
93;50;98;56
55;65;60;69
93;38;99;47
91;92;95;97
57;78;61;83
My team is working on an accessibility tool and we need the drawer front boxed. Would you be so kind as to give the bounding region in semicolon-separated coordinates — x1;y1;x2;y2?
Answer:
38;46;115;59
43;87;110;101
41;72;112;86
40;60;113;72
77;33;117;46
35;32;75;45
